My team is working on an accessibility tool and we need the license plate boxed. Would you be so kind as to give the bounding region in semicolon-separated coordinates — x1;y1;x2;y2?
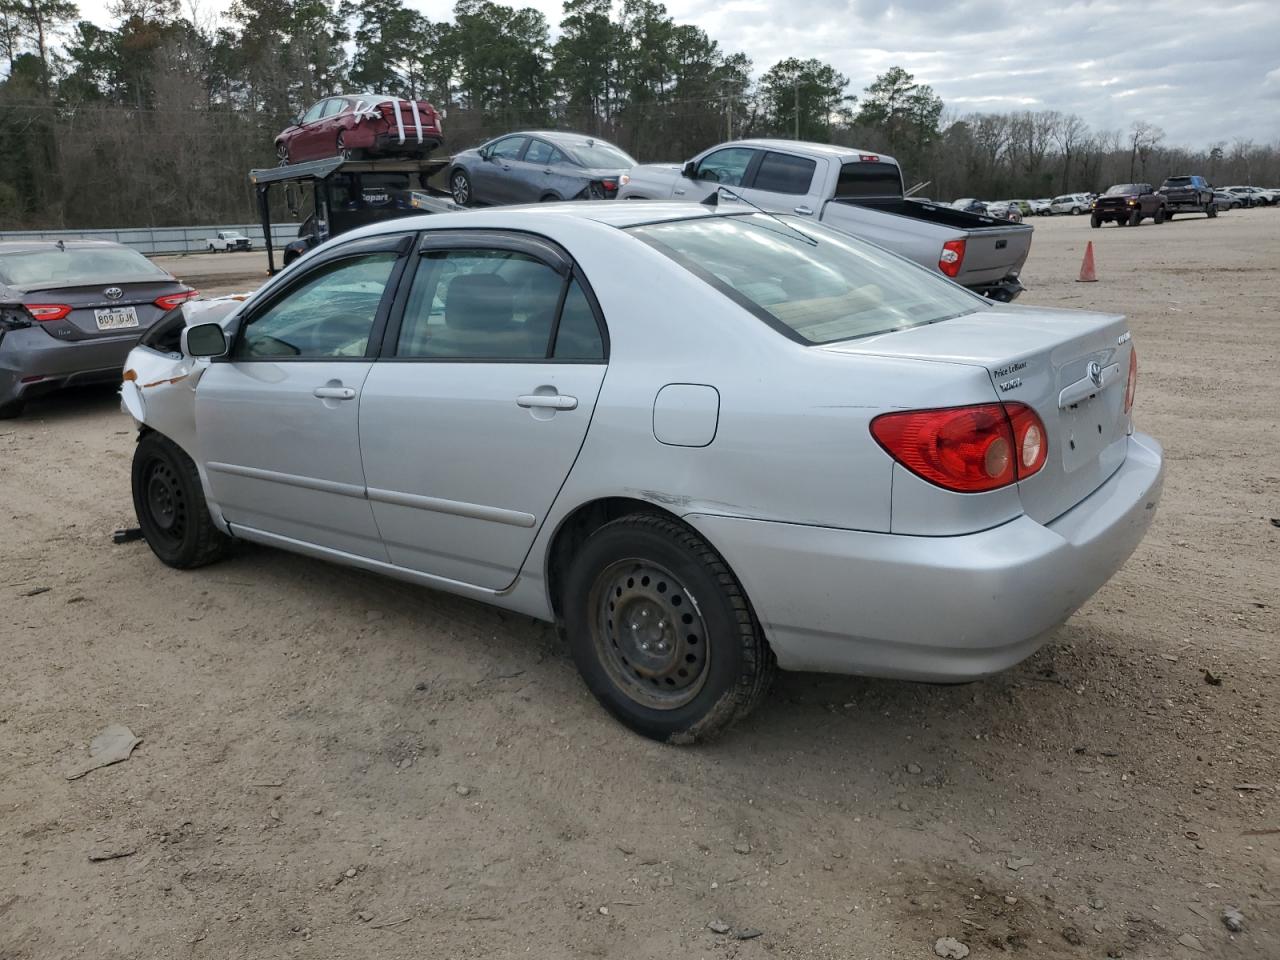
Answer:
94;306;139;330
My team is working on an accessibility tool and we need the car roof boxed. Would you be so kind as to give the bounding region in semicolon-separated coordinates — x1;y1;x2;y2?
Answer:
501;130;625;148
0;238;132;254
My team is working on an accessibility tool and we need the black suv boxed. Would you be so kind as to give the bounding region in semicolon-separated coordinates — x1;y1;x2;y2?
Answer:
1158;175;1216;220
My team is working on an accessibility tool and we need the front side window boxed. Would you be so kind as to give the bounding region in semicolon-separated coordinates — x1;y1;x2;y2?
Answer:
301;100;328;123
752;152;817;195
396;249;604;361
696;148;756;186
488;136;527;160
234;252;396;359
322;98;348;118
630;214;982;346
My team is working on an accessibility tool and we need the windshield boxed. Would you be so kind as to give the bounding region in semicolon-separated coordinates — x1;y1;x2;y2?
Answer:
0;246;169;287
1163;177;1191;187
1105;184;1140;195
567;140;635;169
628;214;983;345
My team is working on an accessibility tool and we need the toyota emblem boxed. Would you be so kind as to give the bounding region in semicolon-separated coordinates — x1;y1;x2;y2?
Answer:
1088;360;1103;387
104;287;123;300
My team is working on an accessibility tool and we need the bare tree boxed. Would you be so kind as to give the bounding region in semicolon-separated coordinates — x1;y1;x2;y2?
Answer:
1129;121;1164;180
1051;112;1089;192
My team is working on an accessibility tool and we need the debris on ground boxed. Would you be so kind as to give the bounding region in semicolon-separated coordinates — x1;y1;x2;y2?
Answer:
87;848;136;862
933;936;970;959
1005;856;1034;871
734;928;762;940
65;724;142;780
708;919;730;934
1203;669;1222;686
22;586;51;597
1222;907;1244;932
1177;932;1206;952
111;527;144;544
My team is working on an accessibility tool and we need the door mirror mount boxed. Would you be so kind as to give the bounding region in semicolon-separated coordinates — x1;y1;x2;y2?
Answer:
183;322;228;359
682;160;697;179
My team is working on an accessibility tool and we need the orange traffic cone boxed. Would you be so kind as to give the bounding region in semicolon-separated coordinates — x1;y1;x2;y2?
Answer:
1077;241;1097;282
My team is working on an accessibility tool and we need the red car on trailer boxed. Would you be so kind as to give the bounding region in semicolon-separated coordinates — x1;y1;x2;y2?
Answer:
275;93;444;165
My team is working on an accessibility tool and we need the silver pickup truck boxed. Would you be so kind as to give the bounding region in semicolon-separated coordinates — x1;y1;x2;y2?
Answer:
618;139;1033;301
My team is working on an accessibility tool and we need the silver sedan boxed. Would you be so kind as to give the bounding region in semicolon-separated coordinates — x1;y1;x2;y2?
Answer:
122;203;1164;742
446;131;635;206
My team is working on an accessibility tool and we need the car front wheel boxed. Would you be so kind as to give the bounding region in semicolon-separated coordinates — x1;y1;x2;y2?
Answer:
132;432;231;569
450;169;472;206
561;514;775;743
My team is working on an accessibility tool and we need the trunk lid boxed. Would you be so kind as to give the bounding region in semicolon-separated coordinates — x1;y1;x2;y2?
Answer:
954;225;1034;286
23;281;177;340
827;304;1134;523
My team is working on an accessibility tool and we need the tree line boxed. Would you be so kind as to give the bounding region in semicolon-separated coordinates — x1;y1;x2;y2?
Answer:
0;0;1277;229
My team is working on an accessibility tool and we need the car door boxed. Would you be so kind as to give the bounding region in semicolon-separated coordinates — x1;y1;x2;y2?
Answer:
294;98;333;157
195;232;414;560
674;147;761;203
358;230;608;590
471;135;529;205
737;149;821;215
520;138;569;201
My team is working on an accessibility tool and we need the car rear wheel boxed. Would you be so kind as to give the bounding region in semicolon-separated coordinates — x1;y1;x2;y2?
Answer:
336;132;361;161
1090;214;1101;228
450;170;472;206
1206;202;1217;219
132;432;231;569
0;398;25;419
1154;207;1165;224
561;514;775;743
1072;206;1082;215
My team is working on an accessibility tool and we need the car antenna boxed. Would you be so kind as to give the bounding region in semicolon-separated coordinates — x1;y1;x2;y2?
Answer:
709;185;818;246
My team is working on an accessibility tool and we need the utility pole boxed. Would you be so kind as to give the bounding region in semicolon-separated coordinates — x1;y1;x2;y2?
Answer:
794;77;800;140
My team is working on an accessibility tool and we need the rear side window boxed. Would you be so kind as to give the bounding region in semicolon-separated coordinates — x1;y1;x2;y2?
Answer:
752;152;817;195
395;250;604;361
630;214;980;345
524;140;556;165
835;161;903;198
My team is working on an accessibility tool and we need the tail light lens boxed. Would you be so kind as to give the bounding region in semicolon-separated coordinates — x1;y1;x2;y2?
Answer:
871;401;1048;493
154;289;198;311
1124;347;1138;414
939;239;965;278
601;179;618;193
26;303;72;322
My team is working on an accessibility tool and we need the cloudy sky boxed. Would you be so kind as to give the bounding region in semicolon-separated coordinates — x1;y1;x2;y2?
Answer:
80;0;1280;147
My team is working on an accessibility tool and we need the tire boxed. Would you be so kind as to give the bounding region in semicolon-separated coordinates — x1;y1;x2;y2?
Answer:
1165;211;1175;221
1072;206;1082;215
1116;216;1127;227
1090;214;1101;228
450;169;472;206
561;513;775;743
539;193;560;202
1128;209;1142;226
131;431;231;569
336;132;360;161
1206;202;1217;219
0;397;25;419
1154;207;1165;224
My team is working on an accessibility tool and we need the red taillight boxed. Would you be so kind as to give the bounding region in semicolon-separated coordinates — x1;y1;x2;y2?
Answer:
26;303;72;322
870;402;1048;493
1124;347;1138;414
601;179;618;192
939;239;965;278
859;154;880;162
154;290;198;311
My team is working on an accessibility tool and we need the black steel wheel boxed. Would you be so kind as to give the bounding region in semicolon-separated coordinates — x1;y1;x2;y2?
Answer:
562;513;775;743
450;169;472;206
131;432;231;569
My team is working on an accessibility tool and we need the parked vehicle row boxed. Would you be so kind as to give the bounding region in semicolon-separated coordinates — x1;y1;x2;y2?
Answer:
119;201;1163;741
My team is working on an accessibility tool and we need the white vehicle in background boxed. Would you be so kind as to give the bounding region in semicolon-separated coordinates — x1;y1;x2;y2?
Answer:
985;201;1023;222
618;140;1033;301
205;230;252;253
1049;194;1091;215
1029;198;1052;216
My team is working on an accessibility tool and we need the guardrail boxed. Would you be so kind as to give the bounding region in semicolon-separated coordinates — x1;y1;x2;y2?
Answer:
0;224;300;256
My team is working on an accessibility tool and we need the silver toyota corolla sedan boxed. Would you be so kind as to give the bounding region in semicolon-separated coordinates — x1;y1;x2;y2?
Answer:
446;131;635;207
121;203;1164;742
0;240;196;418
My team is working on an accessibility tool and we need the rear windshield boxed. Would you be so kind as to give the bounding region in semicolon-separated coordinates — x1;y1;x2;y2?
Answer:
566;140;635;169
1163;177;1191;187
835;161;903;199
628;214;982;345
0;246;169;287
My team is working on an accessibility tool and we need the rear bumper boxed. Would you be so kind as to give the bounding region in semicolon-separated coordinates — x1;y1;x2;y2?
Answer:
0;325;135;405
373;132;442;154
686;433;1164;681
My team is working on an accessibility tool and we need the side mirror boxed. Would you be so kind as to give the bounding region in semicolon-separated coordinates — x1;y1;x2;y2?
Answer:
182;322;228;359
682;160;697;179
290;114;303;127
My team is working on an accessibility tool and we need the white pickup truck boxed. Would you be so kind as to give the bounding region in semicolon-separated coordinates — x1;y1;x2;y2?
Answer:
618;139;1033;300
204;230;252;253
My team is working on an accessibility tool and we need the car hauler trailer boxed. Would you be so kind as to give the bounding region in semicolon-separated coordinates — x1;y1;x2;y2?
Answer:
249;156;455;274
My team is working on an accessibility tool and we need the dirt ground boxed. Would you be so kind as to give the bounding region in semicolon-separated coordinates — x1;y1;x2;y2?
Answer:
3;208;1278;960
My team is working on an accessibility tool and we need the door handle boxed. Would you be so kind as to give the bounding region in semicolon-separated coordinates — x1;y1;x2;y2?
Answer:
313;385;356;400
673;188;686;196
794;205;814;215
502;164;511;171
517;394;577;411
543;168;552;174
